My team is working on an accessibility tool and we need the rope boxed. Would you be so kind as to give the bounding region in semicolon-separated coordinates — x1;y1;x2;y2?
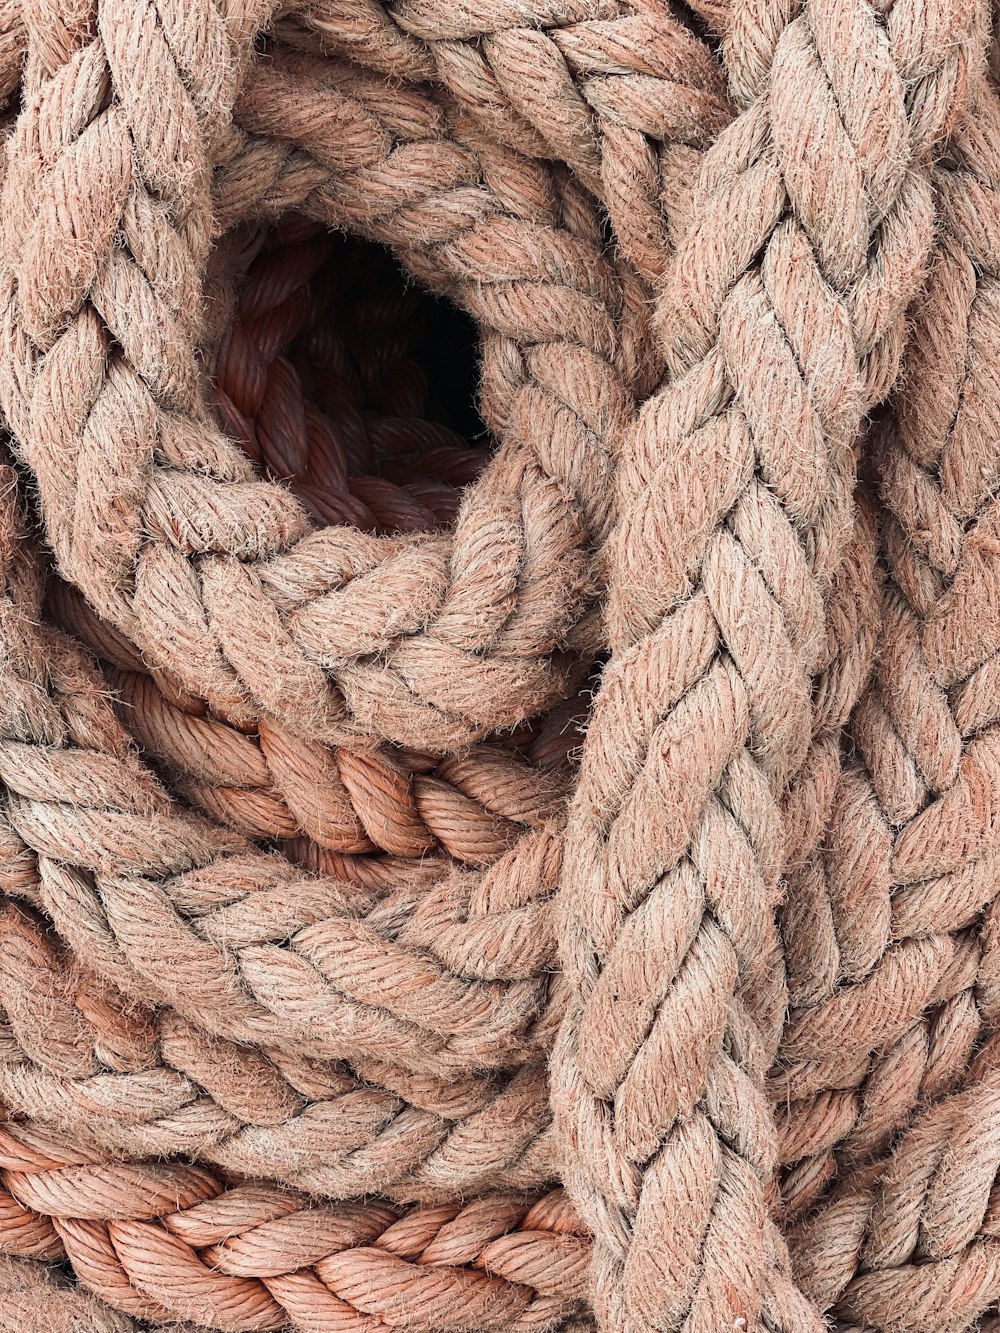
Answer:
1;10;634;751
0;1;997;1329
0;1120;592;1333
782;86;1000;1332
552;1;987;1329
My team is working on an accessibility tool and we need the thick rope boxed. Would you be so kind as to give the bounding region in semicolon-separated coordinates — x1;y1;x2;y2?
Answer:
0;1118;593;1333
0;33;635;1172
0;1246;134;1333
551;2;987;1330
0;460;574;1204
0;447;861;1277
1;2;998;1330
43;223;580;867
776;87;1000;1330
1;7;640;753
294;0;732;283
0;13;646;1221
0;21;719;1320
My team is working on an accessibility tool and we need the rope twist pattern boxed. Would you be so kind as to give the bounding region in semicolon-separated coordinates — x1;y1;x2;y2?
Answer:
0;0;997;1330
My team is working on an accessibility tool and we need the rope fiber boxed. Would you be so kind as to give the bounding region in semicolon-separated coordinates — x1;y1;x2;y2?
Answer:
0;2;997;1331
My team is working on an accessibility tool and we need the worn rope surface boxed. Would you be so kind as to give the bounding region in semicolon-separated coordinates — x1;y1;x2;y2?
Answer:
782;88;1000;1333
0;1;999;1331
553;2;986;1330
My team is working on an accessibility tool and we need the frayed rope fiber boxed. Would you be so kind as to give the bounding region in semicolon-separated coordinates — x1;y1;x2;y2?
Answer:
0;1;998;1331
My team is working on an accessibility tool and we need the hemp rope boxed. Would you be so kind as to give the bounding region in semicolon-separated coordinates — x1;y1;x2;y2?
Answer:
45;224;578;865
0;6;639;752
0;26;637;1049
0;0;713;1210
779;88;1000;1332
765;71;1000;1224
0;438;574;1308
0;2;997;1333
289;0;733;284
0;1119;594;1333
0;0;746;1157
0;417;877;1325
0;5;704;1317
551;1;987;1330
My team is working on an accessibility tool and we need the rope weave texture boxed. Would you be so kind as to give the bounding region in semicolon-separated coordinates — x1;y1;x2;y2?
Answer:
0;1;997;1331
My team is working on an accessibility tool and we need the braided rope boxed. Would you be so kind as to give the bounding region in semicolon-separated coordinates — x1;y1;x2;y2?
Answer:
775;86;1000;1330
0;15;693;1318
0;27;623;1230
0;1119;592;1333
295;0;732;283
0;465;882;1322
1;7;640;753
0;463;577;1205
0;2;998;1329
0;9;637;1218
552;1;987;1329
44;227;580;868
0;1245;133;1333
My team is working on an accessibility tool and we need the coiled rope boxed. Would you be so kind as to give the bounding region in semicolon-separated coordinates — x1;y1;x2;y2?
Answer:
0;3;997;1331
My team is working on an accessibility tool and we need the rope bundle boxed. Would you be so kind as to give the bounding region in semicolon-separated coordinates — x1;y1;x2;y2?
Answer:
0;2;998;1331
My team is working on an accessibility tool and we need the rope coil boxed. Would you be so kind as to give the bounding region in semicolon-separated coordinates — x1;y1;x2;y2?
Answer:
0;2;998;1331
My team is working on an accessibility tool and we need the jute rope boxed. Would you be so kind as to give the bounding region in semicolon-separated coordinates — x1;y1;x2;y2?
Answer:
291;0;732;283
0;0;999;1329
0;1119;593;1332
552;1;986;1330
0;0;720;1199
1;5;637;751
0;8;668;1322
777;88;1000;1227
780;88;1000;1332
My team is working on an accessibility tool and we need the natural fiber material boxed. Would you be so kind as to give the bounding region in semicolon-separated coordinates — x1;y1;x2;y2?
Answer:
782;91;1000;1332
0;1;1000;1331
0;1118;593;1331
552;2;986;1329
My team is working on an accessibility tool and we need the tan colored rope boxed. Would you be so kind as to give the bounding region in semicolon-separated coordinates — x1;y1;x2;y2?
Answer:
0;27;637;1066
552;2;987;1330
0;1;999;1330
1;9;635;752
779;87;1000;1332
294;0;732;283
0;2;699;1234
0;10;656;1320
0;1119;593;1333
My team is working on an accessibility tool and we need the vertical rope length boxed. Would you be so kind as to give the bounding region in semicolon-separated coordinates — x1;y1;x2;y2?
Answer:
552;2;986;1329
784;84;1000;1332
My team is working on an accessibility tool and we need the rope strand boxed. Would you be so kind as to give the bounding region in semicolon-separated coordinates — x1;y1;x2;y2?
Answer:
552;2;986;1328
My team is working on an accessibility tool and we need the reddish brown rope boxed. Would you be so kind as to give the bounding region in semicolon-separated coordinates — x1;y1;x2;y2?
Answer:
0;2;999;1330
779;90;1000;1333
0;1120;593;1333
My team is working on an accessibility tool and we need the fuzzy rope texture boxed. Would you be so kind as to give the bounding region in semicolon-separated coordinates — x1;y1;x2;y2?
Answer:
552;1;986;1329
0;1;999;1331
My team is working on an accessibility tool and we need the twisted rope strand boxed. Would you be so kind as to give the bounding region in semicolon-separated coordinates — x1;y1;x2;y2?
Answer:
0;5;730;1237
0;466;576;1201
0;1119;593;1333
1;10;639;753
0;896;562;1205
552;1;987;1329
774;87;1000;1331
294;0;732;284
42;226;579;869
0;482;873;1301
